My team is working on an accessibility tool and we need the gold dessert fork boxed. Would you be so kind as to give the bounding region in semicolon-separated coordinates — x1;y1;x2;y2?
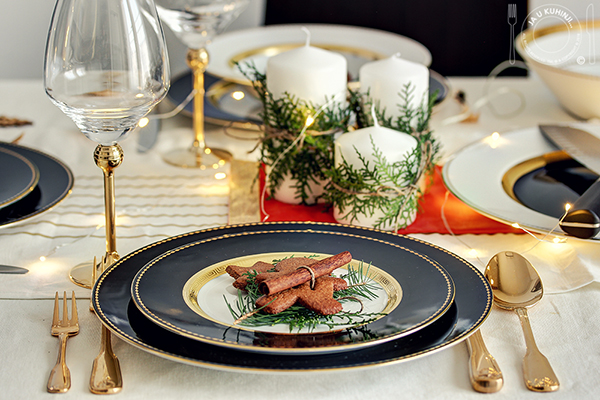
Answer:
47;291;79;393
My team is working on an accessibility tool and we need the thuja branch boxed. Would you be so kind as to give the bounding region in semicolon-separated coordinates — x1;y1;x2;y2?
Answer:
238;63;357;204
225;261;384;332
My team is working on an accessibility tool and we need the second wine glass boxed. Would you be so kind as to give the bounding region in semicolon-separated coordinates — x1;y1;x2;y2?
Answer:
156;0;249;168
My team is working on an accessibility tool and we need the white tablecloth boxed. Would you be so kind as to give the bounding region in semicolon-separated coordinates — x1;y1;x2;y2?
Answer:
1;77;599;399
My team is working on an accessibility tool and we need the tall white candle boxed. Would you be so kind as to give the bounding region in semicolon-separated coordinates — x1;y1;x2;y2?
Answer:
266;29;347;107
334;117;419;229
359;54;429;119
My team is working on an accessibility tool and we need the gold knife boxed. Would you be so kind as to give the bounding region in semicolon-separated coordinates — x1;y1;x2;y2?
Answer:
466;330;504;393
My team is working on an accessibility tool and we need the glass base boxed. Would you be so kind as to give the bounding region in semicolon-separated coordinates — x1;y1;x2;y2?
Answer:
68;261;96;289
162;146;232;169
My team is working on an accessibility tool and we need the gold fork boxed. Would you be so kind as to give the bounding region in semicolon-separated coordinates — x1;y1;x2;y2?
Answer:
47;291;79;393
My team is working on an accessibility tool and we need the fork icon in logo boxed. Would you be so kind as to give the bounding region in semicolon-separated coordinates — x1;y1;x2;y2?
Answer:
508;4;517;65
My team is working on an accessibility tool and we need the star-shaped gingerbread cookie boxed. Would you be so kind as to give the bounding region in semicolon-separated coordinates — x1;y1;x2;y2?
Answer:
255;276;348;315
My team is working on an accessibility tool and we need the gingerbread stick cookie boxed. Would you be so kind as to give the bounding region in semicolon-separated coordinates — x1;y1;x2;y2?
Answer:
257;251;352;295
255;276;348;315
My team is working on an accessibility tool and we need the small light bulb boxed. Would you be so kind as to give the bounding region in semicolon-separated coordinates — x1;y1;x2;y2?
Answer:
468;249;478;258
491;131;500;141
39;256;46;262
305;115;315;127
231;91;245;101
138;117;149;128
215;172;227;180
565;203;572;211
511;222;520;229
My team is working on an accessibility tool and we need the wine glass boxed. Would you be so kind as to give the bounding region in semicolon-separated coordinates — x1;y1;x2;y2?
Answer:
155;0;249;168
44;0;170;287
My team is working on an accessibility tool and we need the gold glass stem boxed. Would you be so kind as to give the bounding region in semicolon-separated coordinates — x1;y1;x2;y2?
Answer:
162;48;231;168
94;144;123;267
188;48;209;153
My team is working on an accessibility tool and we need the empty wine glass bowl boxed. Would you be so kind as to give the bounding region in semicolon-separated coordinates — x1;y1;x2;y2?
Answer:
156;0;250;49
44;0;170;145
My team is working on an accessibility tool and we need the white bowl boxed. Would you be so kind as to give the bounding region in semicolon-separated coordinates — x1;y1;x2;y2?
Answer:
516;20;600;120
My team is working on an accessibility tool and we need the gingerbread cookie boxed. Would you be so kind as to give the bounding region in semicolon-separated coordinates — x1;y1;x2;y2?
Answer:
255;276;348;315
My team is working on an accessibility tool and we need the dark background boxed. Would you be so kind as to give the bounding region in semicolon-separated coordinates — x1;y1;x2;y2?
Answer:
265;0;528;76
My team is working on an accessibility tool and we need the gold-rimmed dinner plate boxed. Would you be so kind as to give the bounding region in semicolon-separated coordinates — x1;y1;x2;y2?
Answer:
130;230;455;354
0;146;39;210
443;124;600;240
93;222;492;372
205;24;432;85
0;143;73;229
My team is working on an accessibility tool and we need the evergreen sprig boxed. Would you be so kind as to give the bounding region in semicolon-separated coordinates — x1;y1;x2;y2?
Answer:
225;260;385;333
239;64;356;204
323;84;441;229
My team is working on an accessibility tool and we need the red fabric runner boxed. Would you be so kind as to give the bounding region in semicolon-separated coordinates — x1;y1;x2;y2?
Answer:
261;166;523;235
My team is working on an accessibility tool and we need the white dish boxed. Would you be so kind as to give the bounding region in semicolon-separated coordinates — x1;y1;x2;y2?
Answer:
516;20;600;119
442;124;600;240
205;24;432;84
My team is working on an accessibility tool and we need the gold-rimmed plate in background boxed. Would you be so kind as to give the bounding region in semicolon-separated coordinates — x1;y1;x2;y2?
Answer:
0;143;73;229
205;24;432;85
0;146;39;210
443;124;600;240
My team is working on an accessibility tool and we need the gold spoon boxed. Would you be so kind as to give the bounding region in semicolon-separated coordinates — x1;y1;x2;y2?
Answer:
485;251;559;392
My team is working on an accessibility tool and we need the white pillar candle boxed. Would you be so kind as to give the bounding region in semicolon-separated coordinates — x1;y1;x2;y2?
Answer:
266;29;347;107
359;54;429;119
334;118;419;229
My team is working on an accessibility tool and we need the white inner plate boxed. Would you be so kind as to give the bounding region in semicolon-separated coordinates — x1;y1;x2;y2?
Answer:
443;124;600;240
205;23;432;84
187;253;394;335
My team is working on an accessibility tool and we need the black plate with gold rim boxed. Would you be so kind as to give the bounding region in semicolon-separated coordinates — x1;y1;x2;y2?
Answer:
130;230;454;354
0;143;73;228
93;222;491;372
0;146;39;209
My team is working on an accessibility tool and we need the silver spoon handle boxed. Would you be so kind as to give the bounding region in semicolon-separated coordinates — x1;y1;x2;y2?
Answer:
515;307;560;392
466;329;503;393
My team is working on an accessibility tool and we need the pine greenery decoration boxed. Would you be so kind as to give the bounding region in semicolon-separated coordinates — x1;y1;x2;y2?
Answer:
225;260;385;333
323;85;441;229
239;62;440;228
240;65;356;204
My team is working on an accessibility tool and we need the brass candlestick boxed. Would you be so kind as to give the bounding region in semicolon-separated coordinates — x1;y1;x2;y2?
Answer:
162;48;231;169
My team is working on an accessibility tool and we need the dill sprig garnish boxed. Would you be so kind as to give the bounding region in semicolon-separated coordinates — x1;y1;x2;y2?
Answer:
225;260;386;332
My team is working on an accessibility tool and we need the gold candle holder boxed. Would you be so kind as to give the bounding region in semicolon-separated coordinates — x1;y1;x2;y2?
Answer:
162;48;231;169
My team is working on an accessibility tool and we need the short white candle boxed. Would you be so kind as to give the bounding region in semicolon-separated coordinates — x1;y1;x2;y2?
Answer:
334;117;419;229
335;124;418;170
359;54;429;119
266;29;347;107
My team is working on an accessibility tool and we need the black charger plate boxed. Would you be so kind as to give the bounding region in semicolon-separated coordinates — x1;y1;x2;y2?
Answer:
0;143;73;228
93;222;491;372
